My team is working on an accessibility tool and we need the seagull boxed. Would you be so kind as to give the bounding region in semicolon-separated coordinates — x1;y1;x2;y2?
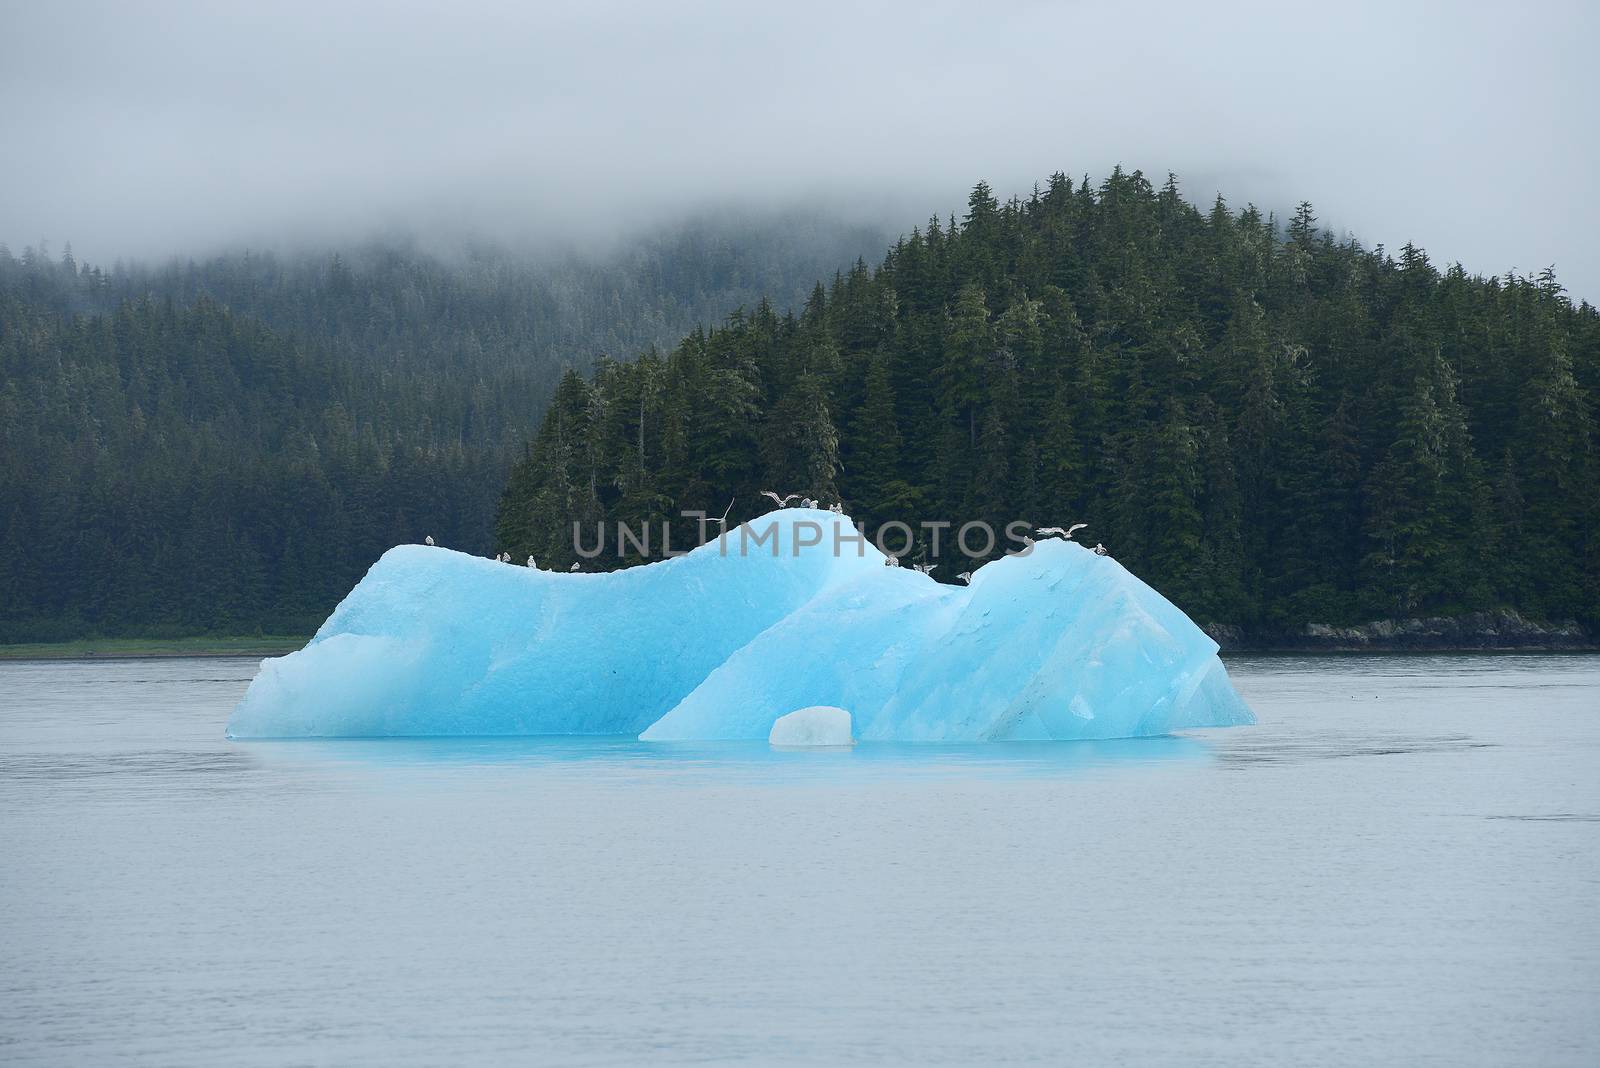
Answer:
760;490;801;508
1092;543;1108;556
569;562;581;571
708;498;735;528
424;535;434;546
801;497;818;509
884;555;901;568
828;502;844;514
526;555;537;568
1037;522;1089;540
913;562;936;575
957;571;973;584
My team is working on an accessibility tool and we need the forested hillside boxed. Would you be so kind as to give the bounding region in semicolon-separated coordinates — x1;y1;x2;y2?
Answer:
498;170;1600;632
0;215;890;640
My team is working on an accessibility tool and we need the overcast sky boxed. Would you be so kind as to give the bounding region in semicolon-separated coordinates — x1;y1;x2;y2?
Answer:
2;0;1595;298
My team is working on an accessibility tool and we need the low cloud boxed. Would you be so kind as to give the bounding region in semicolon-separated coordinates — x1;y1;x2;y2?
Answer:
2;1;1595;297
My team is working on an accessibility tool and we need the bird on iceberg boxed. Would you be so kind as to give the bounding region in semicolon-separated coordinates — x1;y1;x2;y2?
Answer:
424;535;434;546
569;562;580;571
1037;522;1088;540
828;502;844;514
913;562;936;575
526;555;537;568
1092;543;1108;556
884;555;900;568
760;490;801;508
957;571;972;584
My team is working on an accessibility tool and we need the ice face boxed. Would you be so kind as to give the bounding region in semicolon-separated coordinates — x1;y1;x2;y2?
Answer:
226;509;1254;741
768;706;854;747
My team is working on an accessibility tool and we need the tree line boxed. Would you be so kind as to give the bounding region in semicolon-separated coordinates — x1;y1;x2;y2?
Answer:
497;170;1599;632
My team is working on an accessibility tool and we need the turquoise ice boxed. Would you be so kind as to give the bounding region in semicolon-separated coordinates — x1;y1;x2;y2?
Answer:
227;509;1253;740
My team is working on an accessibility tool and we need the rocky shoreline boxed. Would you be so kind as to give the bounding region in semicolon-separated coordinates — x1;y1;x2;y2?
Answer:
1206;609;1596;654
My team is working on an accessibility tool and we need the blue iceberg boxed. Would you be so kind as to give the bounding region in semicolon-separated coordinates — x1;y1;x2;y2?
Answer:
227;509;1253;741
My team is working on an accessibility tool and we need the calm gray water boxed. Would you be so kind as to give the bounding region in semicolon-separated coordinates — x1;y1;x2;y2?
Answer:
2;655;1597;1066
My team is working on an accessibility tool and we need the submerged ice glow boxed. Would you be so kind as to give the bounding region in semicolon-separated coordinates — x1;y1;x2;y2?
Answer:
227;510;1253;741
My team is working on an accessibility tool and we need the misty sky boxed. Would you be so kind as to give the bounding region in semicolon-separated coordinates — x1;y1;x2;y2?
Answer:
2;0;1596;299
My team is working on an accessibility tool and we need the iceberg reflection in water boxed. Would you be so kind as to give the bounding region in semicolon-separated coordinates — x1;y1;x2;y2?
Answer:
242;732;1214;780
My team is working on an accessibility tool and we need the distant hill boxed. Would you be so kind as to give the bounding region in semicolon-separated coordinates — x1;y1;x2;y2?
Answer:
497;169;1600;632
0;213;891;640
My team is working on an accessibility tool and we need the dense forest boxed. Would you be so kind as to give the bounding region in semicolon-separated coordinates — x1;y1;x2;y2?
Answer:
0;215;889;640
497;170;1599;633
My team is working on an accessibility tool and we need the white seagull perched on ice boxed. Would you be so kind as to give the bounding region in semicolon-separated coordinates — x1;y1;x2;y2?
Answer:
760;490;801;508
957;571;973;584
1092;543;1108;556
569;562;581;571
828;502;844;514
884;555;900;568
526;555;537;568
1036;523;1088;540
424;535;434;546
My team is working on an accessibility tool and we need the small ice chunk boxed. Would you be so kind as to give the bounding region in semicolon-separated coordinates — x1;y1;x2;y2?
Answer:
769;705;853;747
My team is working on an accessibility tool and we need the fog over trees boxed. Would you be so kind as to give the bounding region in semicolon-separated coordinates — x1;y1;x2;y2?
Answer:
2;5;1596;640
0;214;889;639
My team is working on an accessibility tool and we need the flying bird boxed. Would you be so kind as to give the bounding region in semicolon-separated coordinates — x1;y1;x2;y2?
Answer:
760;490;801;508
708;498;735;527
1036;523;1089;540
913;562;936;575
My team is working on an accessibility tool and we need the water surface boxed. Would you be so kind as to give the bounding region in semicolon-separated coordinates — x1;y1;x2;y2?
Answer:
2;655;1597;1065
